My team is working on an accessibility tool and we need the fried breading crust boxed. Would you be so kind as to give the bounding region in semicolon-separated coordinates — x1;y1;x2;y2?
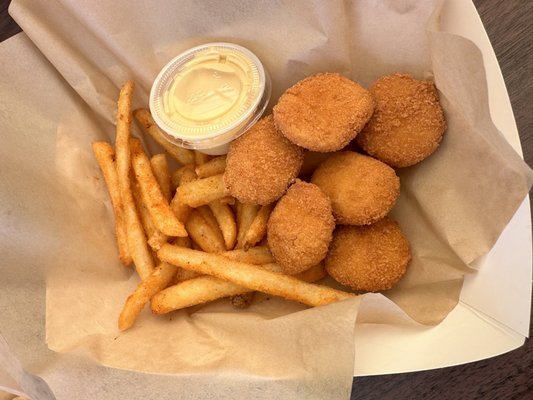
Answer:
356;73;446;167
311;151;400;225
325;217;411;292
223;115;304;205
273;73;375;152
267;180;335;274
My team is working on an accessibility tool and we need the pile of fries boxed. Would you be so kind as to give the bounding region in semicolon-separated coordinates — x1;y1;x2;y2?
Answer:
92;81;355;331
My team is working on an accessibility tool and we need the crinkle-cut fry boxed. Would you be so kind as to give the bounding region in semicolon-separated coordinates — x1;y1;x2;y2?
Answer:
235;202;260;249
194;150;212;166
92;142;131;266
130;137;187;237
115;81;154;280
195;155;226;178
150;154;171;201
208;199;237;250
131;176;168;251
151;261;328;314
118;261;178;331
133;108;195;165
243;204;274;250
184;210;226;253
177;173;226;208
222;246;274;264
157;245;356;307
170;164;196;223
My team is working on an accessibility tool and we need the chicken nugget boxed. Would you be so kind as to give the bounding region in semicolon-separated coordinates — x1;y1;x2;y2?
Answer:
267;180;334;274
325;217;411;292
356;73;446;167
273;73;375;152
311;151;399;225
224;115;304;205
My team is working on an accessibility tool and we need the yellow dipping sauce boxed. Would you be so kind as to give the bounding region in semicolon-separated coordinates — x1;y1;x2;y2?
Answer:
150;43;270;154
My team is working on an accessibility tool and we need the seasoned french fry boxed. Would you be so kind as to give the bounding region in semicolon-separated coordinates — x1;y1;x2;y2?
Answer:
243;204;274;250
209;199;237;250
231;262;328;308
150;154;171;201
92;142;131;266
170;164;196;223
197;205;226;247
131;176;168;251
221;246;274;264
130;137;188;237
171;163;195;189
151;261;329;314
184;210;226;253
177;173;226;207
115;81;154;280
195;155;226;178
175;268;201;282
157;245;356;307
133;108;195;165
194;150;212;166
235;202;260;249
118;261;178;331
219;196;236;206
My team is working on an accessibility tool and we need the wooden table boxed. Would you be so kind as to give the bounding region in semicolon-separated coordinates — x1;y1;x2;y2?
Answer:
1;1;531;399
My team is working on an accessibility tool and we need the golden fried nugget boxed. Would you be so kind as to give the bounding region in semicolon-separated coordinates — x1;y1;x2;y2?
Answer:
273;73;375;152
311;151;399;225
325;217;411;292
356;73;446;167
267;180;334;274
224;115;304;205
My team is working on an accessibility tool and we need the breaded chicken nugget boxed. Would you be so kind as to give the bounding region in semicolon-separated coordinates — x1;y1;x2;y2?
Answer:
356;73;446;167
325;217;411;292
311;151;399;225
267;180;335;274
273;73;375;152
224;115;304;205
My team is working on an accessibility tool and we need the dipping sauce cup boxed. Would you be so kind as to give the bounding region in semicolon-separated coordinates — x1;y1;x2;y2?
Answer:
150;42;271;155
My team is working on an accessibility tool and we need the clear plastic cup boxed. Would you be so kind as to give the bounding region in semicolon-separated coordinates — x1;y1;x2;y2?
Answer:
149;42;271;155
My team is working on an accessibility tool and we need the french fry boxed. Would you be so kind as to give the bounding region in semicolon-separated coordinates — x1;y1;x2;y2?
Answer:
235;202;260;249
170;164;196;223
184;210;226;253
114;81;154;280
131;176;168;251
151;261;329;314
231;262;328;308
171;163;195;189
130;137;188;237
195;155;226;178
150;154;171;201
157;245;356;307
197;205;226;248
177;173;226;208
194;150;212;166
133;108;195;165
209;199;237;250
243;204;273;250
219;196;236;206
118;261;178;331
222;246;274;264
91;142;131;266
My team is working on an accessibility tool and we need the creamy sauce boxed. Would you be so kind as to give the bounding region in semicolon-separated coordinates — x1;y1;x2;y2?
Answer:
157;46;262;139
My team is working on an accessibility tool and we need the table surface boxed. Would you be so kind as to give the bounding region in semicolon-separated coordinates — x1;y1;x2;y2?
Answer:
1;0;531;399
